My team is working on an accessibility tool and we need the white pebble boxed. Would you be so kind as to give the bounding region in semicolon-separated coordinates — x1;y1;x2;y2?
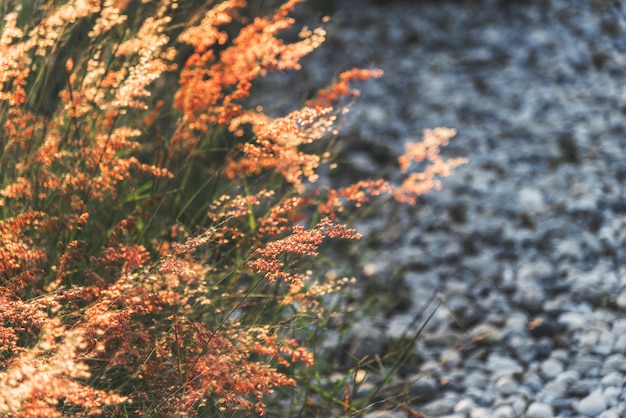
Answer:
576;391;607;416
526;402;554;418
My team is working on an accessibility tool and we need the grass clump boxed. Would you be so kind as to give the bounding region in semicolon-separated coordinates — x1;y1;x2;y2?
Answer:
0;0;465;416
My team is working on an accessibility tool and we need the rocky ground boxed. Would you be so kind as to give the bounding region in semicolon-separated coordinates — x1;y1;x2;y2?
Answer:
263;0;626;417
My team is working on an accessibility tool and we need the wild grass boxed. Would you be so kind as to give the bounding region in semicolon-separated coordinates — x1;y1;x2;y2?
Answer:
0;0;466;416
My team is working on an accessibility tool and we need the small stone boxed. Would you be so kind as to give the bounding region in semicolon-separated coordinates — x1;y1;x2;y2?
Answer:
440;371;465;392
504;311;529;333
599;224;618;247
528;316;559;338
465;387;494;407
576;391;607;416
523;372;544;393
512;288;546;314
500;264;517;292
599;408;624;418
570;355;603;376
579;330;599;349
543;297;573;315
344;319;387;367
409;377;439;404
466;323;504;344
611;318;626;335
570;267;615;296
539;380;567;403
464;371;489;388
526;402;554;418
568;379;597;397
554;240;582;261
535;337;554;360
600;372;623;387
558;312;588;330
592;332;614;356
603;386;621;408
464;255;502;281
548;348;569;363
487;354;523;378
423;331;460;347
518;187;547;215
555;370;581;385
495;376;519;396
469;407;493;418
440;349;462;368
509;335;538;364
552;398;575;409
421;398;456;416
599;412;619;418
454;398;478;414
363;412;406;418
603;354;626;373
612;334;626;353
517;259;553;286
494;405;515;418
616;292;626;310
541;358;564;380
510;396;529;415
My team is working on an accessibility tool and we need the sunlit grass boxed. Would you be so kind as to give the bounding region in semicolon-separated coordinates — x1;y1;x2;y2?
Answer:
0;0;464;416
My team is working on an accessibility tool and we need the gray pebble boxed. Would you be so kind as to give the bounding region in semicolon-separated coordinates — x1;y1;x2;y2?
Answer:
494;405;515;418
344;319;387;367
603;354;626;373
454;398;478;414
558;312;588;330
541;358;564;380
568;378;598;397
526;402;554;418
495;376;518;396
421;397;456;416
363;412;406;418
539;380;567;404
469;407;494;418
517;187;547;215
602;386;621;408
508;335;538;363
486;354;522;378
598;407;625;418
409;377;439;404
600;372;623;387
576;391;607;416
523;372;544;393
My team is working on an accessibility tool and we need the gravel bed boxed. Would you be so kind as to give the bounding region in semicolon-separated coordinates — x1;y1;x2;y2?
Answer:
263;0;626;416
